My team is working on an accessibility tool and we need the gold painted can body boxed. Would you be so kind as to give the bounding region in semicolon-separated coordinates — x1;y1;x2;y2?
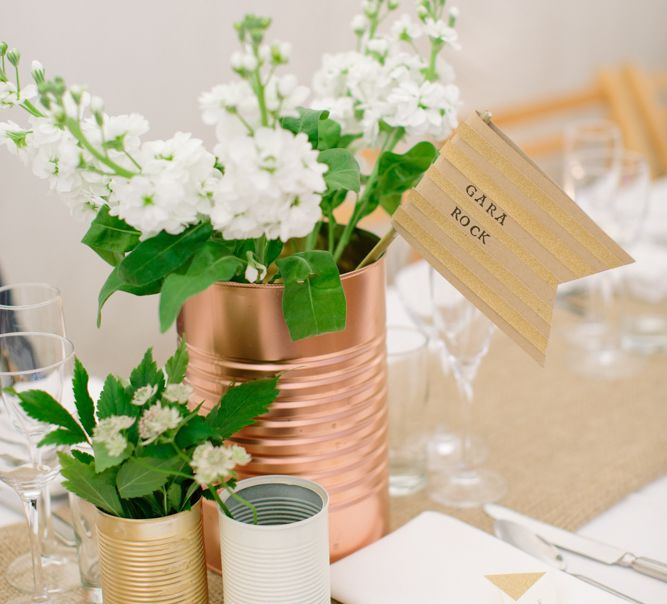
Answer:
178;258;389;571
96;500;208;604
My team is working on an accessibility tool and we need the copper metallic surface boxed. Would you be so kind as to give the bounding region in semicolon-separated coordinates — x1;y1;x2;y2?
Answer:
96;500;208;604
178;257;389;572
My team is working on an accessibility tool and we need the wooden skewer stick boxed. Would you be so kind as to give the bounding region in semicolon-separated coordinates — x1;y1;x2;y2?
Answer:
357;226;398;269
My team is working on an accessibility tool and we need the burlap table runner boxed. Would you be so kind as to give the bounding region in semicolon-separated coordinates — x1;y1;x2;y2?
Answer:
1;307;666;602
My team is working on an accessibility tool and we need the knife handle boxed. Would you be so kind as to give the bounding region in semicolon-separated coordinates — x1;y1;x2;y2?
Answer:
630;556;667;582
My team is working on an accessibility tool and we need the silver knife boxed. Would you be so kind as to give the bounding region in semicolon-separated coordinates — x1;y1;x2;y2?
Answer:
485;503;667;582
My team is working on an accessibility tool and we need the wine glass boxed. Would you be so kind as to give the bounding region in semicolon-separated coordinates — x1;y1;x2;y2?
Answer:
561;120;623;315
428;272;507;508
563;149;650;378
0;285;79;593
0;332;76;603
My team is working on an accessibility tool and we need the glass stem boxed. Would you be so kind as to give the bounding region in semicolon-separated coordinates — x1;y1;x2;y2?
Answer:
455;366;475;472
21;492;51;603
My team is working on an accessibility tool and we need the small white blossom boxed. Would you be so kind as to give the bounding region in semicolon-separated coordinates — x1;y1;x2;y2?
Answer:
231;50;258;72
162;383;193;404
424;18;460;48
131;384;157;406
190;442;250;486
270;41;291;63
93;416;135;457
0;81;37;108
139;403;182;444
0;120;31;162
244;251;267;283
351;14;369;34
367;37;390;57
449;6;460;19
391;15;423;41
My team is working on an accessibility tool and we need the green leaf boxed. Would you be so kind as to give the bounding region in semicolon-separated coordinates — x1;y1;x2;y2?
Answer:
182;481;201;509
167;482;181;512
82;206;141;254
59;452;123;516
206;376;280;438
71;449;94;465
276;251;346;340
159;242;243;332
317;118;341;151
280;107;330;147
96;375;136;420
369;141;438;217
119;222;213;287
165;339;189;384
129;348;164;393
17;390;87;442
38;428;87;447
339;132;363;148
318;148;361;193
141;443;177;459
72;358;96;436
265;240;284;267
175;415;213;449
116;457;183;499
93;439;132;473
97;265;162;326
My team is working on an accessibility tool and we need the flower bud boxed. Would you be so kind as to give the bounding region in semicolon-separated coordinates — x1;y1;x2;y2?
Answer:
6;49;20;67
277;73;297;97
91;95;104;113
31;60;45;84
351;14;368;34
69;84;83;105
388;0;399;9
0;42;7;57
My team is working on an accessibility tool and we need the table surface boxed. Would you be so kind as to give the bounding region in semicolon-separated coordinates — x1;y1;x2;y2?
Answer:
1;295;666;603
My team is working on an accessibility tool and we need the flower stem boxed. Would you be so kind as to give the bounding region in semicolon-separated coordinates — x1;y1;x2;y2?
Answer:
225;485;258;525
208;486;233;518
14;64;20;99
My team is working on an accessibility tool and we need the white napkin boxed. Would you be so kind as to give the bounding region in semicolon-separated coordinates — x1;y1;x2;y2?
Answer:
330;511;625;603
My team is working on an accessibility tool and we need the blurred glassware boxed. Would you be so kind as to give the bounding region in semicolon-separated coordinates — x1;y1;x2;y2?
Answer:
0;332;77;603
0;285;79;594
387;325;429;496
563;149;650;378
428;272;506;508
0;284;65;336
69;493;102;603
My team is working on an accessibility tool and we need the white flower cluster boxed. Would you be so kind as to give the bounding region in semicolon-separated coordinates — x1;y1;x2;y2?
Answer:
93;415;135;457
311;1;461;145
198;38;328;242
190;442;251;486
138;402;182;444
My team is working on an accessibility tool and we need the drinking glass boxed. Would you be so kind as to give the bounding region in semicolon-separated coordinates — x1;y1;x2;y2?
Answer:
69;493;102;603
560;120;623;316
563;149;650;377
0;332;76;603
0;285;78;593
387;325;429;496
428;272;507;508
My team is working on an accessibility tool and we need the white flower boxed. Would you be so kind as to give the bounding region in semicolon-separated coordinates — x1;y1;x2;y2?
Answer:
0;81;37;108
132;384;157;406
367;37;390;57
449;6;460;20
244;251;267;283
231;50;258;72
424;18;460;49
93;416;135;457
138;403;182;444
270;41;291;64
384;80;460;139
351;14;368;34
109;132;217;238
190;442;250;486
391;15;423;41
163;383;193;404
209;127;327;241
103;113;149;153
265;74;309;116
199;81;261;144
0;120;32;162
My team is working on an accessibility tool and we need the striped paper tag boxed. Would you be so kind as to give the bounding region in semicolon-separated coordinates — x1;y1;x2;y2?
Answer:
392;111;633;364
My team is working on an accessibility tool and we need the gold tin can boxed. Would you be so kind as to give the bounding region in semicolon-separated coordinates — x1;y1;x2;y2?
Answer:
96;500;208;604
178;249;389;572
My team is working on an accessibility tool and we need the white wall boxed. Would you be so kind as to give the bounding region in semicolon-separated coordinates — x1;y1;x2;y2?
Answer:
1;0;665;375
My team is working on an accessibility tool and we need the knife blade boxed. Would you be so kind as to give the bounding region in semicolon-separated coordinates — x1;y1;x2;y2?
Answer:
485;503;667;582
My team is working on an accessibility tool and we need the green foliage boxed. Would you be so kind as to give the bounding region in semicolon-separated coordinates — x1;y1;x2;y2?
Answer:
280;107;330;148
276;251;346;340
206;376;280;437
165;339;189;384
82;206;140;259
158;242;243;332
20;345;280;519
318;148;361;194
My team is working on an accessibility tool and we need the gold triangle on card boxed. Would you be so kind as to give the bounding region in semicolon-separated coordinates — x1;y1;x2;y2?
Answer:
485;572;546;600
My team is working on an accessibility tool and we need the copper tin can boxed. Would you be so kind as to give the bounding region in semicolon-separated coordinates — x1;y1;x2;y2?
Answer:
96;500;208;604
178;255;389;571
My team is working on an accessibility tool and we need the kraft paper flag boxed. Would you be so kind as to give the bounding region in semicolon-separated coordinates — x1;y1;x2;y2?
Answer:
390;111;633;364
